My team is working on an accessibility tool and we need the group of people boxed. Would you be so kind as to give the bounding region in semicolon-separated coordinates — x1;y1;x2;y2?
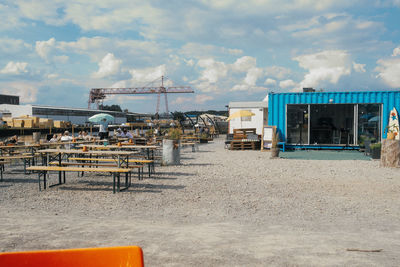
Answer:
49;130;93;143
116;128;133;139
0;135;19;146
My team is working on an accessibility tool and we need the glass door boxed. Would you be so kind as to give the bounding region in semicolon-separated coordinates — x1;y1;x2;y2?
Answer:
286;105;309;144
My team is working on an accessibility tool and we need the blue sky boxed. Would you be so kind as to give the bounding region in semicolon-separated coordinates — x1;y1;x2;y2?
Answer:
1;1;400;113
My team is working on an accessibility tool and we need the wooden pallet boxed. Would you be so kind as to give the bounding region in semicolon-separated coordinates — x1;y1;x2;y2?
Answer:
229;141;259;150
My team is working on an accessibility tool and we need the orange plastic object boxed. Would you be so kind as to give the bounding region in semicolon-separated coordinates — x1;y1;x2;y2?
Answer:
118;142;122;147
82;146;88;152
0;246;144;267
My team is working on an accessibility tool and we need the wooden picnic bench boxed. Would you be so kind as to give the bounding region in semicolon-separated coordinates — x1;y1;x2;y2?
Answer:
0;155;35;174
68;157;155;177
49;161;145;180
26;166;134;193
0;160;11;181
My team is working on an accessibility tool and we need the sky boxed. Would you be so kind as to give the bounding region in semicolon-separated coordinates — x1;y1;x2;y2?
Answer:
1;0;400;113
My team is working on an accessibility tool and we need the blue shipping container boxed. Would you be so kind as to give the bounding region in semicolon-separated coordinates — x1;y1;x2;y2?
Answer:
268;90;400;144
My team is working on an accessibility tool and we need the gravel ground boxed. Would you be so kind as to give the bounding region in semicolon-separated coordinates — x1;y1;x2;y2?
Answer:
1;137;400;266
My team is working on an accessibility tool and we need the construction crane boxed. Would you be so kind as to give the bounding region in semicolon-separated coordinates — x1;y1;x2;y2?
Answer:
88;76;194;114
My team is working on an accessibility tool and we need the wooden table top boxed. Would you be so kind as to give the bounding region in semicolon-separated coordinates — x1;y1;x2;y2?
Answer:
78;144;159;149
0;144;41;149
37;149;137;156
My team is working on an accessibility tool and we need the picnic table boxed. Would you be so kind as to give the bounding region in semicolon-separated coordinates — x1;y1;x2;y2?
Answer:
78;144;159;173
35;149;138;191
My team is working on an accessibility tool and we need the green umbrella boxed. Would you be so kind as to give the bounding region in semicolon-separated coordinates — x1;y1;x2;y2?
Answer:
88;113;114;123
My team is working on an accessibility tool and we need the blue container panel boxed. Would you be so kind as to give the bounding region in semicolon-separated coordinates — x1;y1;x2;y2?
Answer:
268;91;400;142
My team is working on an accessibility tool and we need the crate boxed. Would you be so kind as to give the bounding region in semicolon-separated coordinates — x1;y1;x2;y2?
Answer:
13;119;24;128
3;117;13;127
39;118;54;128
23;119;35;128
54;121;65;128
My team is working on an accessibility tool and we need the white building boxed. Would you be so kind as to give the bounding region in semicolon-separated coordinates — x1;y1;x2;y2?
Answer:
0;104;127;125
228;101;268;135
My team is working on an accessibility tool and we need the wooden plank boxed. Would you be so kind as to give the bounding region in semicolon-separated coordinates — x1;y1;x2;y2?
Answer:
0;155;34;160
49;162;143;168
26;166;132;173
68;157;153;163
37;149;137;155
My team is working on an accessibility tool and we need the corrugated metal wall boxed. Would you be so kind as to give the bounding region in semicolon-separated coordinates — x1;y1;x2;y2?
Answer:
268;91;400;141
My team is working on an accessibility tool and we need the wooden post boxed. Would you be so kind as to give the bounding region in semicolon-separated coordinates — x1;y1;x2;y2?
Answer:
381;139;400;168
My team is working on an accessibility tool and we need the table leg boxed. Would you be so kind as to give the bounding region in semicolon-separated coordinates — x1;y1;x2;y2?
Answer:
117;173;120;192
58;152;62;184
43;171;47;189
113;173;116;194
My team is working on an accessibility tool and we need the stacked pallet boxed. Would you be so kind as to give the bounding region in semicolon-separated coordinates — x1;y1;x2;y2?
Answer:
229;128;261;150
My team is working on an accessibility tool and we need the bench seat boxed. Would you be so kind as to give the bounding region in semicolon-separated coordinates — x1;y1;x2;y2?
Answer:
26;166;133;193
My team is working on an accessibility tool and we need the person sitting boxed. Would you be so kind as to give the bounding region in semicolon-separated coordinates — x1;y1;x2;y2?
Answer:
60;131;73;142
49;134;59;142
82;131;92;141
77;131;83;139
122;128;133;139
5;135;18;145
60;131;73;149
116;128;124;138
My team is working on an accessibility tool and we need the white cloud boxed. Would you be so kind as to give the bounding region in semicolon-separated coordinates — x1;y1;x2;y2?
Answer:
265;66;291;80
232;56;257;72
227;48;243;55
47;74;59;79
294;50;353;88
279;79;297;89
17;0;61;25
57;36;167;65
231;84;250;91
55;55;69;64
244;67;264;86
0;82;38;103
0;3;25;30
353;62;366;73
231;84;267;92
184;59;195;67
110;80;127;88
197;58;228;83
392;46;400;57
92;53;122;78
264;78;277;86
0;61;28;75
129;65;166;84
195;95;213;104
375;58;400;88
201;0;353;13
173;96;192;105
180;42;242;59
0;38;31;53
35;38;56;61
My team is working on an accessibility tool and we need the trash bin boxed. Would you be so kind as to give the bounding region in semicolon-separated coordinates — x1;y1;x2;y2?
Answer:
162;139;181;165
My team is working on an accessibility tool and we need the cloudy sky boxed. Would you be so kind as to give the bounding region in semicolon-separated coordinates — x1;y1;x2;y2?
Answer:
1;1;400;113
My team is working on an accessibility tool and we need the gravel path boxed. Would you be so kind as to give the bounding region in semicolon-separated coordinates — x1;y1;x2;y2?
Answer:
1;137;400;266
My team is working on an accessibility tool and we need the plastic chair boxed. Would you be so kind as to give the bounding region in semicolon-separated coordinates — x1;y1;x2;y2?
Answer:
0;246;144;267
